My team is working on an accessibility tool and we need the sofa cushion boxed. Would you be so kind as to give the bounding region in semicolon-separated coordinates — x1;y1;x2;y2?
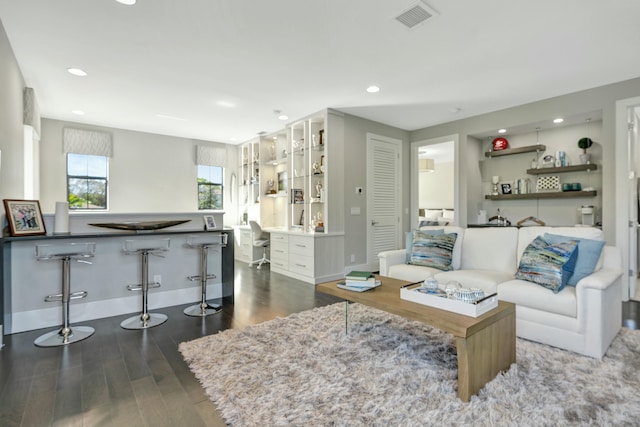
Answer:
405;228;443;262
409;232;458;271
416;226;465;270
544;233;605;286
517;226;604;268
433;269;513;295
498;279;577;318
515;236;578;293
388;263;440;283
460;227;519;273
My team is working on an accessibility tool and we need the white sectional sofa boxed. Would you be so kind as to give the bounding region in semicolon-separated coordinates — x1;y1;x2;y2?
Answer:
378;226;623;359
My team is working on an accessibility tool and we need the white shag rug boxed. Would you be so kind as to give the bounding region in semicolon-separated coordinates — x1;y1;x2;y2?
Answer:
179;303;640;426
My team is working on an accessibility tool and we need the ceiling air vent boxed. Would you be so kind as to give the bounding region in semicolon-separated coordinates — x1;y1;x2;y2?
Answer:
395;2;437;29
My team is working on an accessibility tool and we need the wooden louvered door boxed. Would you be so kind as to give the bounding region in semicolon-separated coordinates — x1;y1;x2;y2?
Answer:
366;133;402;269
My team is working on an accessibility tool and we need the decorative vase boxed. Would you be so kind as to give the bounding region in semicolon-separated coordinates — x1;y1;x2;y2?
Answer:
579;153;591;165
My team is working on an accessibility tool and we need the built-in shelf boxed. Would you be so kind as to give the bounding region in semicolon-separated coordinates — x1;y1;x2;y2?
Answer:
485;144;546;158
485;190;597;200
526;164;598;175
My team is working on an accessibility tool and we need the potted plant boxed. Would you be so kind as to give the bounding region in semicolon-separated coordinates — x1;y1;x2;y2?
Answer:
578;137;593;164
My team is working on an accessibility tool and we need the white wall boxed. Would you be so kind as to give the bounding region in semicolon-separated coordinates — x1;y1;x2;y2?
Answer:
39;119;239;223
418;161;454;209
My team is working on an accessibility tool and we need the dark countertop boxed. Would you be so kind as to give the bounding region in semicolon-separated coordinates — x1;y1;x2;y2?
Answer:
1;227;234;242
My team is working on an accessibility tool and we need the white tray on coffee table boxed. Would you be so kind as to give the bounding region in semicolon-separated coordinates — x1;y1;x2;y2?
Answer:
400;284;498;318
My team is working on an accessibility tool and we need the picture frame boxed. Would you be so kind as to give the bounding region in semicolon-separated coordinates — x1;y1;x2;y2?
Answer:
277;171;288;193
3;199;47;236
501;183;512;195
203;215;217;231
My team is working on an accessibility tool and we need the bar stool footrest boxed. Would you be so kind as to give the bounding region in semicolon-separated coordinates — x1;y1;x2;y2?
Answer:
44;294;63;302
126;282;161;291
69;291;88;300
187;274;217;281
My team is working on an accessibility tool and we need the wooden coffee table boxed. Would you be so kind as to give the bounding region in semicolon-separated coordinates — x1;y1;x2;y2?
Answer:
317;276;516;402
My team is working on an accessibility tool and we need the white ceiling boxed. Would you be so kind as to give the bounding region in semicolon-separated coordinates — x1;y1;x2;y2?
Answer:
1;0;640;145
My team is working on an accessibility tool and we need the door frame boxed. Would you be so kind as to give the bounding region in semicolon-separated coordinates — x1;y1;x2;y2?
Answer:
366;133;402;268
615;96;640;301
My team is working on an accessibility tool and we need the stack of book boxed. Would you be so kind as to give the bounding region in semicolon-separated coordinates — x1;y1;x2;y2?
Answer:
337;271;381;292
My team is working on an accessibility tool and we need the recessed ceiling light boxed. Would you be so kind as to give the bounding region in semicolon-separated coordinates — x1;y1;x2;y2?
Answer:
553;118;564;124
71;110;85;115
366;86;380;93
115;0;136;5
278;114;289;121
67;68;87;77
498;128;507;134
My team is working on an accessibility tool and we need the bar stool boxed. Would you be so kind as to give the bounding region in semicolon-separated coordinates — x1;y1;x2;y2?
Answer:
120;238;169;329
183;234;228;317
34;242;96;347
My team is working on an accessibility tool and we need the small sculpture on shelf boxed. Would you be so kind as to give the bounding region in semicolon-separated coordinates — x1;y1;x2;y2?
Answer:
578;137;594;165
491;176;500;196
315;181;323;199
266;179;276;195
313;162;321;174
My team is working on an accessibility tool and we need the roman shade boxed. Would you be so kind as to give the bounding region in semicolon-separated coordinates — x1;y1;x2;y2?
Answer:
63;128;113;157
196;145;227;167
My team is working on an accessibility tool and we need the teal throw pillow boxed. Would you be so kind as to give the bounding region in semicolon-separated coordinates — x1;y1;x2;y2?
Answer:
409;232;457;271
515;236;579;293
544;233;605;286
405;228;444;263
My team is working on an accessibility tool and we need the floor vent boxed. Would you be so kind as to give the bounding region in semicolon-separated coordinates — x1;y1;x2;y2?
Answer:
395;2;436;29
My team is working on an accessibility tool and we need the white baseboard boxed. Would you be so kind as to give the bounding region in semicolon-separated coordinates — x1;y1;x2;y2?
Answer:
7;284;222;334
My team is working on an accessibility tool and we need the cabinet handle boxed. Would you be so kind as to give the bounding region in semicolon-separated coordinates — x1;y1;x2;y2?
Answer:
295;263;307;268
295;244;307;248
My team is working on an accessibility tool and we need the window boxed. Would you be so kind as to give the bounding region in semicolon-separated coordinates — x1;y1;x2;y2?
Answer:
198;165;223;210
67;153;108;210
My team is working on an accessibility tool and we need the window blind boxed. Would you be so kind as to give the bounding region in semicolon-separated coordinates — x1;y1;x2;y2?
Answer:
63;128;113;157
196;145;227;167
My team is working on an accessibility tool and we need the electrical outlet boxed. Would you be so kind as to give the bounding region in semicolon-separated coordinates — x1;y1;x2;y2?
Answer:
153;274;161;284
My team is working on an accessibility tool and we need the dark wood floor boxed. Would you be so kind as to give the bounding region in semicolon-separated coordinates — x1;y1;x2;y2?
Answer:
1;262;639;426
0;261;341;427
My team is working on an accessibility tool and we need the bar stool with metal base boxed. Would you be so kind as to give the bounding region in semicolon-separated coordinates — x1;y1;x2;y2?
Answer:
183;234;228;317
120;238;170;330
34;242;96;347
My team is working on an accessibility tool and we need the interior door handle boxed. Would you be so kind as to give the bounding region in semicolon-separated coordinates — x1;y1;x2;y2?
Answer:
371;220;379;226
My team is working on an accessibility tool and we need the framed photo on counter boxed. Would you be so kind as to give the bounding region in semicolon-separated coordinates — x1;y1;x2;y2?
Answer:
3;199;46;236
203;215;217;231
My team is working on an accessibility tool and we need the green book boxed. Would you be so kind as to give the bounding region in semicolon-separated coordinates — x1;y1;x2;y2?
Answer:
345;270;373;281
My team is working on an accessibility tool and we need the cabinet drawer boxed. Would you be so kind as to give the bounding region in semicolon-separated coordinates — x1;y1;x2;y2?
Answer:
270;233;289;244
270;257;289;270
288;254;314;276
270;244;288;261
288;235;314;258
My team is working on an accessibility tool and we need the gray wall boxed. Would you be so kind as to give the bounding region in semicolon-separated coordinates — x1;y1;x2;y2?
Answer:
0;20;26;223
342;113;410;268
410;77;640;244
39;118;238;220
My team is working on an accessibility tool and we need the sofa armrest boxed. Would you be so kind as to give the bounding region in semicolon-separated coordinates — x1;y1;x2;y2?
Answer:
576;268;623;291
378;249;406;276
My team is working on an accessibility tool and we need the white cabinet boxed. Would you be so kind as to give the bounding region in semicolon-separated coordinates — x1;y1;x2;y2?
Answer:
268;230;344;284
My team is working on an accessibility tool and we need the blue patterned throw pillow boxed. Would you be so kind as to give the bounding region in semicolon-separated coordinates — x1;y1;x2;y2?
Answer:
405;228;444;263
515;236;579;293
543;233;605;286
409;232;457;271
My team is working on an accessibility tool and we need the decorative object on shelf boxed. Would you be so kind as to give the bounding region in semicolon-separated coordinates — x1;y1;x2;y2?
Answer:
315;181;323;198
3;199;46;236
517;216;546;226
312;134;318;147
491;176;500;196
270;143;276;161
299;209;305;226
555;151;567;167
319;129;324;145
501;183;512;195
203;215;217;231
531;158;538;169
578;137;594;165
277;171;287;193
562;183;582;192
291;188;304;204
516;178;531;194
542;154;555;168
488;209;511;226
89;219;191;232
536;175;561;192
492;137;509;151
313;162;321;174
579;205;595;226
266;179;277;195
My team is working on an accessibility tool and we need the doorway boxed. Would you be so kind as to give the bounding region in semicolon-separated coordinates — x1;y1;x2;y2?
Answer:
410;136;457;229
